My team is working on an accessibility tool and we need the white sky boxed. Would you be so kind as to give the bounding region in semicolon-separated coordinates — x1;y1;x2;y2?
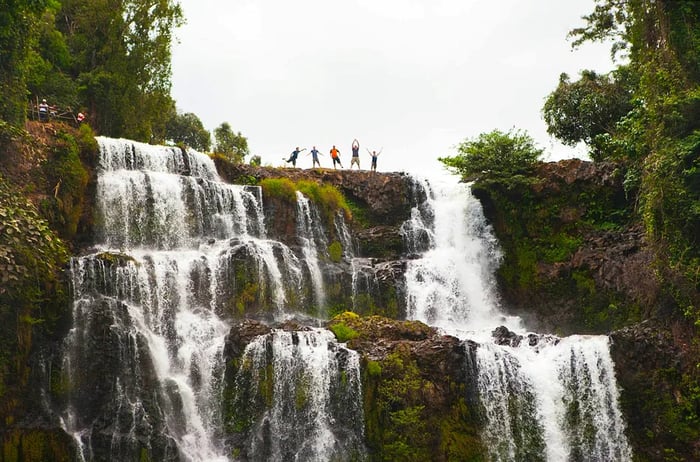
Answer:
171;0;616;175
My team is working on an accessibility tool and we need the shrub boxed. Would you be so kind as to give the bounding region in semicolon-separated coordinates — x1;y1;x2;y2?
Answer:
439;128;543;182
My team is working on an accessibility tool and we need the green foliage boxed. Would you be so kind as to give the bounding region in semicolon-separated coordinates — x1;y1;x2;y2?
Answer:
42;131;89;238
165;111;211;152
260;178;297;203
26;5;79;110
366;360;382;377
16;0;185;141
249;155;262;166
542;69;635;159
439;129;543;182
214;122;249;163
327;241;343;263
564;0;700;327
0;174;69;403
369;348;430;462
0;0;50;125
260;178;352;226
328;322;359;343
0;175;68;299
296;180;352;222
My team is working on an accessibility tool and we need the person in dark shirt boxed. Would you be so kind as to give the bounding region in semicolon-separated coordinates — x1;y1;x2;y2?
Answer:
284;147;305;167
368;148;382;172
350;139;360;169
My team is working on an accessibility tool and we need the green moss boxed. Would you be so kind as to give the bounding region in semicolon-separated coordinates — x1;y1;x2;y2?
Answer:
95;251;136;266
42;131;90;239
328;241;343;263
346;197;371;228
295;373;311;410
329;322;359;343
366;360;382;377
236;282;259;317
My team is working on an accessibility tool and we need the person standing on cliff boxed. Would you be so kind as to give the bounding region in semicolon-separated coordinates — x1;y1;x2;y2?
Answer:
39;99;50;122
307;146;323;168
368;148;382;172
284;147;305;167
330;145;343;169
350;139;360;169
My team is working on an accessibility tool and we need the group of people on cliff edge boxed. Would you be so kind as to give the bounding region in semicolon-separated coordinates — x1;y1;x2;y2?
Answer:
284;139;382;172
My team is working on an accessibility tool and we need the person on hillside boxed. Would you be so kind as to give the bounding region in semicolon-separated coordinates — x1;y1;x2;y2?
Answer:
350;139;360;169
368;148;382;172
284;147;305;167
330;145;343;169
39;99;50;122
307;146;323;168
77;112;86;124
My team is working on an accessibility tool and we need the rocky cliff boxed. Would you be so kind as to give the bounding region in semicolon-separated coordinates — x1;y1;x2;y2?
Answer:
471;159;700;461
1;125;697;461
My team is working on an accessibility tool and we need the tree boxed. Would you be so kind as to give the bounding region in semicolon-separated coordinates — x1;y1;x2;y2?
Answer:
569;0;700;329
542;69;634;157
53;0;184;141
214;122;249;163
165;111;211;152
0;0;49;126
439;129;543;182
25;5;79;112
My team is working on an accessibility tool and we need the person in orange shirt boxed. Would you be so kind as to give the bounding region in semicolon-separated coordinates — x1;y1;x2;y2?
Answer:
330;145;343;169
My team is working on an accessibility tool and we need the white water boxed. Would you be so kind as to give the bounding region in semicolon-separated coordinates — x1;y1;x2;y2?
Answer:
403;176;632;461
296;191;327;311
235;329;365;461
62;137;357;461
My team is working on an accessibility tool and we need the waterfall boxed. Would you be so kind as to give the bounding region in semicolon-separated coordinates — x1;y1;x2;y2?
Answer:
295;191;327;312
60;138;352;461
403;177;512;334
231;329;366;461
402;175;632;461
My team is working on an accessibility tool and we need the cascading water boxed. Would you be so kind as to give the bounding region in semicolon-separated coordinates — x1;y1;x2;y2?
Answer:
231;329;365;461
295;191;327;311
61;138;356;461
402;175;632;461
58;135;631;461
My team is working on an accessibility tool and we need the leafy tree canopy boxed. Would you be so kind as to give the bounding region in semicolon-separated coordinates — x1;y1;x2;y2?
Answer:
0;0;51;125
565;0;700;321
439;129;543;182
214;122;249;164
542;68;635;159
165;111;211;152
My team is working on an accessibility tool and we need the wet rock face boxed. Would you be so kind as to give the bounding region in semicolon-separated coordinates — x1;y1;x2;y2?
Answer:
491;325;560;348
472;159;661;335
214;163;414;225
569;224;658;309
356;225;405;259
610;321;700;461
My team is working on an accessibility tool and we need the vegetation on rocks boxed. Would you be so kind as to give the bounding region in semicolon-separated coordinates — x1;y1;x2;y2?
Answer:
327;313;485;461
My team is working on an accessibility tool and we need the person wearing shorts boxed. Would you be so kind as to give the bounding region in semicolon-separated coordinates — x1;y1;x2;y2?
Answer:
350;139;360;169
330;145;343;169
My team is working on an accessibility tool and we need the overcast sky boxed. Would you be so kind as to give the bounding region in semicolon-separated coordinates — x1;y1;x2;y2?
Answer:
170;0;615;175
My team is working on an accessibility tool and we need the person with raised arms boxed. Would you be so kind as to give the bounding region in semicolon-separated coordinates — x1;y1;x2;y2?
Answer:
350;139;361;169
368;147;382;172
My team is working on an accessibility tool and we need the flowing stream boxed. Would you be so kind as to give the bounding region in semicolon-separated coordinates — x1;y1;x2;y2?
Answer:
402;176;632;461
